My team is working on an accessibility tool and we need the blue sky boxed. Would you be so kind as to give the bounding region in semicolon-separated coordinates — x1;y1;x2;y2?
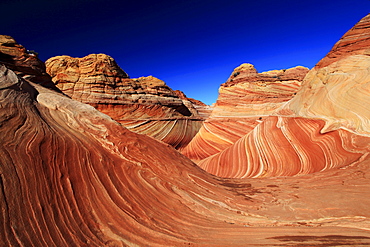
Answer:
2;0;369;105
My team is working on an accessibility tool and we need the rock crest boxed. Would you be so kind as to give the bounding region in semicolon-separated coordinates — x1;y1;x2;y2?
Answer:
182;64;309;161
0;35;58;90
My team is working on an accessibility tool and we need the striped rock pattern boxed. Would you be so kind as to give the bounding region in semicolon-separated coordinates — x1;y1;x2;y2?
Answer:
2;64;370;246
198;116;370;178
0;35;58;90
46;55;206;149
197;14;370;178
281;13;370;135
182;65;308;161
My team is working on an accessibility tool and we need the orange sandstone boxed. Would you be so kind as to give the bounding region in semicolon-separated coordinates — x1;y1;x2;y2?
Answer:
46;54;206;149
182;64;308;161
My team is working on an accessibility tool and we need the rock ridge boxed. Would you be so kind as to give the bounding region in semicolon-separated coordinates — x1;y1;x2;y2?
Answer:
0;35;59;91
46;54;207;149
182;64;309;161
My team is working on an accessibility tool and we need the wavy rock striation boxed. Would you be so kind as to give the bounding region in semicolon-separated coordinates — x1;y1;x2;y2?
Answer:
182;64;308;161
46;54;206;149
198;116;370;178
197;14;370;178
2;62;370;246
282;13;370;135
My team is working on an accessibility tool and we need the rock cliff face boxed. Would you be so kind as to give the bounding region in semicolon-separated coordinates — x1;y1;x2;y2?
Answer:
182;64;309;161
196;14;370;178
46;54;206;149
1;62;370;246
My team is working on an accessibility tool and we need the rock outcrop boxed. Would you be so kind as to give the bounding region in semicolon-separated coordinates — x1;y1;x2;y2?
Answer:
197;14;370;178
1;60;370;246
282;14;370;135
315;14;370;69
46;54;206;149
182;64;309;161
0;35;58;90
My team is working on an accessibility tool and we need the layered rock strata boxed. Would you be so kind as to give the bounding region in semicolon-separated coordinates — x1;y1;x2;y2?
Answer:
1;63;370;246
46;54;205;149
197;14;370;178
182;64;309;161
282;14;370;135
0;35;58;90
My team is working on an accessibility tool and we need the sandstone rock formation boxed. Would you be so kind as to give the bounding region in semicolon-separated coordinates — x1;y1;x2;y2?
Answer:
0;35;58;90
198;116;370;178
1;61;370;246
45;54;206;149
282;13;370;135
197;14;370;178
182;64;309;161
315;14;370;69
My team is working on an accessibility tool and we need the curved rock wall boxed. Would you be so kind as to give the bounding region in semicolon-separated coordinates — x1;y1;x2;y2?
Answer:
195;14;370;178
198;116;370;178
182;65;308;160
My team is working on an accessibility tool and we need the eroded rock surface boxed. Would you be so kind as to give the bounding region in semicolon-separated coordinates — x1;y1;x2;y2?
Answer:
1;14;370;247
182;64;308;161
315;14;370;69
197;14;370;179
46;54;206;149
0;35;58;90
1;63;370;246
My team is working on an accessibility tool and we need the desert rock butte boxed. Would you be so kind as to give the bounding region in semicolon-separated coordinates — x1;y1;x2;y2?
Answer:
45;54;210;150
0;14;370;247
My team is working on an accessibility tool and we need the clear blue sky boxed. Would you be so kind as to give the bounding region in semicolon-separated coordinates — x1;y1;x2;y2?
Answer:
1;0;369;105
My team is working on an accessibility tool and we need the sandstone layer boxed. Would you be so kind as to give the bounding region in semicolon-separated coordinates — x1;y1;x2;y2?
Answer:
0;35;58;90
46;54;206;149
1;63;370;246
315;14;370;69
182;64;309;161
282;13;370;135
197;14;370;179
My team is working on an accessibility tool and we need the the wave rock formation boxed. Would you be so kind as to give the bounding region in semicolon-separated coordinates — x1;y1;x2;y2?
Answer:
1;14;370;247
195;14;370;178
